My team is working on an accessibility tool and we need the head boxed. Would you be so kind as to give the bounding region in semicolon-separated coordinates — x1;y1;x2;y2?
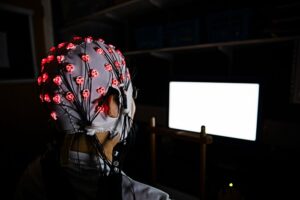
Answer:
37;36;136;161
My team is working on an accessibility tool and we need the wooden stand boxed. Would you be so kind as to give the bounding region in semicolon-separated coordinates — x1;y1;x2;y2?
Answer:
150;116;213;200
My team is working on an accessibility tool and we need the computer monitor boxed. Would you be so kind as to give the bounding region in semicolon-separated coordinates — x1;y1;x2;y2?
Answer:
168;81;260;141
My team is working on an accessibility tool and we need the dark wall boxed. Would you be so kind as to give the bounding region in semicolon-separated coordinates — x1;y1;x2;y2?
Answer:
0;0;48;199
1;0;46;65
0;81;54;200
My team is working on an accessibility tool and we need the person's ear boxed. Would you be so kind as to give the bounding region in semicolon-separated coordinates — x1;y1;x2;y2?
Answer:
107;94;119;118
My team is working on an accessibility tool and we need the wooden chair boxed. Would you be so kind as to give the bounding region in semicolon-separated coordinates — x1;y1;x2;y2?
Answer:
149;116;213;200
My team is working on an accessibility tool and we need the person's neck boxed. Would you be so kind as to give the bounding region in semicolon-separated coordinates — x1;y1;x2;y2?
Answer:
69;134;98;154
68;132;120;162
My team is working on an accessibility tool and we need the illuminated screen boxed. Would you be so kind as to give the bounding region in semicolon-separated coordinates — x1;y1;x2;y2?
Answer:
168;81;260;141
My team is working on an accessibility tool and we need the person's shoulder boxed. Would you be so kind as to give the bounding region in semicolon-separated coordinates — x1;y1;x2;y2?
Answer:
121;173;171;200
14;156;46;200
18;156;44;188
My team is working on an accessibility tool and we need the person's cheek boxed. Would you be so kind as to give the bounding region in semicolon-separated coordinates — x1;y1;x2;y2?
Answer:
107;95;119;118
130;100;136;119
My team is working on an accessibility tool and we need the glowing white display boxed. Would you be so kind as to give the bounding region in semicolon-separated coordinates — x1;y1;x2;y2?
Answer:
168;82;260;141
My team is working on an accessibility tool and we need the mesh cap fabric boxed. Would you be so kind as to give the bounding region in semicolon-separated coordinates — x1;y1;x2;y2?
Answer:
37;36;134;140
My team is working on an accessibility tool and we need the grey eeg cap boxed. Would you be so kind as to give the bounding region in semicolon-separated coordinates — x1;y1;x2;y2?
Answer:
37;36;134;140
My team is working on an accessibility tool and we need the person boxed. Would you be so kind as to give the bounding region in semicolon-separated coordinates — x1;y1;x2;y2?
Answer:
15;36;171;200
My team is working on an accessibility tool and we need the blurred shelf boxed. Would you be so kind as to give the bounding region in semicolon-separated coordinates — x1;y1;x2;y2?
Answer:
61;0;170;33
124;35;300;56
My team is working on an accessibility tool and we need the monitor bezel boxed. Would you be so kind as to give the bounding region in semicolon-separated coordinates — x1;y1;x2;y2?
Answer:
167;79;264;144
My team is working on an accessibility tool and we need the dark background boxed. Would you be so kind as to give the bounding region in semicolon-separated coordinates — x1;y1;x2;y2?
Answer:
1;0;300;199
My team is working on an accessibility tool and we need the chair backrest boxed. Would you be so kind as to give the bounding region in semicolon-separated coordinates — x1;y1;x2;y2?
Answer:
149;116;213;200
